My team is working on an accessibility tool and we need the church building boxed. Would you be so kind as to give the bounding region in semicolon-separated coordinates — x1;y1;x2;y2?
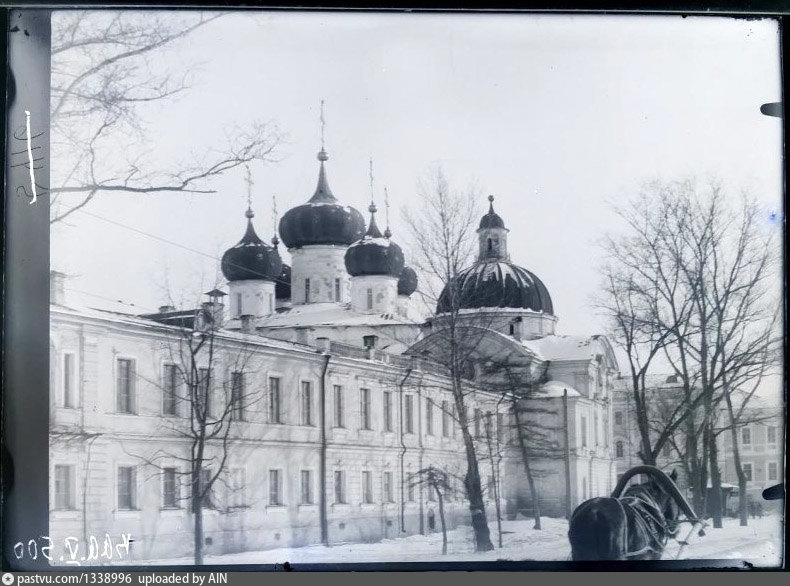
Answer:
49;140;618;563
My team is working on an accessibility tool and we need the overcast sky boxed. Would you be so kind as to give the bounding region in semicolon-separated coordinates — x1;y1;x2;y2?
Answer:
51;11;782;356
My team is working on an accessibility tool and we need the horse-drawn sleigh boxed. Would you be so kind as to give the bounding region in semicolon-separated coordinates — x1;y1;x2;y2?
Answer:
568;465;706;561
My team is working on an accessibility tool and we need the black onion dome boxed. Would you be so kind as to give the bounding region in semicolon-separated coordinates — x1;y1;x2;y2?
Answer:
479;195;506;230
344;205;405;277
275;263;291;299
436;261;553;314
279;151;366;248
397;265;418;296
221;210;283;282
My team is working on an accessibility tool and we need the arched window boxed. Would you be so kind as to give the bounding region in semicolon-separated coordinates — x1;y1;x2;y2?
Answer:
487;238;493;251
615;440;624;459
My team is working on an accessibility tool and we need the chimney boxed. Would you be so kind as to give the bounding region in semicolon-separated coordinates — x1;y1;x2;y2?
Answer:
203;289;226;329
239;314;255;334
50;271;66;305
315;337;331;354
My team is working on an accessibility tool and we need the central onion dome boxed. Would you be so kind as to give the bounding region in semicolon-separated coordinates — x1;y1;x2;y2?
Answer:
279;149;366;248
344;203;405;277
436;261;553;314
397;265;418;296
221;208;283;282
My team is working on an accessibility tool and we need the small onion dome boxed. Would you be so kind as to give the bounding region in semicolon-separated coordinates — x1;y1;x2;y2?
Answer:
279;150;366;248
344;203;405;277
479;195;505;230
275;263;291;300
436;260;553;314
397;265;418;296
221;209;283;282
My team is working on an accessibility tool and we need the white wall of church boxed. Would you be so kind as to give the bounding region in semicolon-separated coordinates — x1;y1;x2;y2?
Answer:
290;245;350;304
227;279;276;319
350;275;398;314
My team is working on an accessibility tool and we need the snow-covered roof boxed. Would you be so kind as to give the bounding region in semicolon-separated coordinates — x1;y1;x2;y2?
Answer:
259;302;420;329
535;380;581;398
521;335;601;362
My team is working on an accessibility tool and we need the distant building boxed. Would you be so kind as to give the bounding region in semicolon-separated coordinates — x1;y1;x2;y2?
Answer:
50;143;618;562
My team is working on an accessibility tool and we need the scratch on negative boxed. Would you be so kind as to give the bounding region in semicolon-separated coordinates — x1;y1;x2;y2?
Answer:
25;110;37;204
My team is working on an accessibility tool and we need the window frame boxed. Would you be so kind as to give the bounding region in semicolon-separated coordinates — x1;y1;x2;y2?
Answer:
115;356;137;415
61;351;78;409
742;426;752;446
361;470;374;504
425;399;434;436
300;469;314;505
360;387;372;431
269;376;283;424
334;470;347;504
116;465;139;511
161;467;180;510
404;394;414;434
301;380;314;426
742;462;753;482
230;371;245;421
53;463;77;511
334;384;345;428
162;362;179;417
268;468;284;506
383;390;393;432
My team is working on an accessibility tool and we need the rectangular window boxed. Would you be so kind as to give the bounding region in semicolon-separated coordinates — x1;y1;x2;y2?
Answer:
742;426;752;446
334;385;344;428
334;470;346;504
300;470;314;504
383;471;394;503
360;388;371;430
305;278;311;303
116;358;136;414
768;462;778;481
426;399;434;435
442;401;450;437
269;377;282;423
300;381;313;426
742;463;753;482
231;371;245;420
496;412;505;444
767;426;777;444
383;391;393;432
366;288;373;310
581;416;588;448
269;469;283;505
407;476;415;502
362;471;373;504
197;367;212;418
229;468;246;508
335;278;341;301
162;364;178;416
117;466;137;510
201;468;214;509
162;467;178;509
474;408;483;438
427;482;436;502
615;411;623;426
236;292;242;316
63;352;76;408
54;465;75;510
405;395;414;434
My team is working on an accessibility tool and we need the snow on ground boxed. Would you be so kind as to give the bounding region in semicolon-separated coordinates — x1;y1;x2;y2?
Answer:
141;513;784;567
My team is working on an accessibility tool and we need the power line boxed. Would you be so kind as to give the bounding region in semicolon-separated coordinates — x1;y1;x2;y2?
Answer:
75;208;291;288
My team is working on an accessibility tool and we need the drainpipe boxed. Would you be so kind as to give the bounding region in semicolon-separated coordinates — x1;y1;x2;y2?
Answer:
563;389;572;519
417;377;425;535
319;352;331;546
398;362;413;534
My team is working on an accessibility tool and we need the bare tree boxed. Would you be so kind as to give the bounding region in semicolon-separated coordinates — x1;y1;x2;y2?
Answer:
50;11;281;224
410;466;454;555
401;165;495;551
599;178;780;528
125;296;263;564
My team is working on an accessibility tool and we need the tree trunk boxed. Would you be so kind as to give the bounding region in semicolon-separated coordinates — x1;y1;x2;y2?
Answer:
461;431;494;551
193;484;204;565
708;426;723;529
723;388;749;526
512;400;541;529
437;487;447;555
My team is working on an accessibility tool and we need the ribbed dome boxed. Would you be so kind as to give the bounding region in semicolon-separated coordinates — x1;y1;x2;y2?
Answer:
398;265;418;296
222;211;283;282
279;150;366;249
275;263;291;300
479;195;505;230
344;205;405;277
436;261;553;314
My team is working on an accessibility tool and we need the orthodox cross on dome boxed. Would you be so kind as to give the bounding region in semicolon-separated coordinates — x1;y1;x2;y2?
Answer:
320;99;326;152
366;158;382;238
384;186;392;239
271;194;280;248
244;163;254;218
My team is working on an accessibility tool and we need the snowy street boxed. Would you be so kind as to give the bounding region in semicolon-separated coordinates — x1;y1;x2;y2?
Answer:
143;513;784;567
